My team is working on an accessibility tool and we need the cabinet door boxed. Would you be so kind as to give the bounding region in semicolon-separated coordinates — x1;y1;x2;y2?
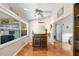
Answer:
41;38;47;48
33;38;41;48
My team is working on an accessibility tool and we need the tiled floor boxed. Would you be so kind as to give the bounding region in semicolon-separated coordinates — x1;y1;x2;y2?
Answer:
16;42;72;56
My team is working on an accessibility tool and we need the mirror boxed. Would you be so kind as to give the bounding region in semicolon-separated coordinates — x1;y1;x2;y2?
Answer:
20;22;27;36
0;11;20;44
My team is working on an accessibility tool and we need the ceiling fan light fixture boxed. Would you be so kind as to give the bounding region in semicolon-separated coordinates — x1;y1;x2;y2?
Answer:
24;8;29;11
35;9;43;13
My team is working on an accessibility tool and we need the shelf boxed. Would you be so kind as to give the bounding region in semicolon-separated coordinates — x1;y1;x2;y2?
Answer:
75;26;79;27
0;24;19;30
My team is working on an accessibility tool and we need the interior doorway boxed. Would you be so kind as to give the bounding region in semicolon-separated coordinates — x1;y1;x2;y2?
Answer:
55;24;63;41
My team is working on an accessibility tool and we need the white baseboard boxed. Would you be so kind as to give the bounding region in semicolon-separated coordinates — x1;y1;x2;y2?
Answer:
13;42;28;56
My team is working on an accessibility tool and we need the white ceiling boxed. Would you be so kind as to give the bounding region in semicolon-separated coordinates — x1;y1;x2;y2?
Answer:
6;3;59;21
0;11;11;19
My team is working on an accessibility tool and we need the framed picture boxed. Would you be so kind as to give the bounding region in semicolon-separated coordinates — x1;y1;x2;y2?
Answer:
57;6;64;17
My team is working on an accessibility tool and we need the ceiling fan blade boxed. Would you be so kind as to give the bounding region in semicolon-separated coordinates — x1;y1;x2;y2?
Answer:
24;8;35;11
42;10;52;13
24;8;52;13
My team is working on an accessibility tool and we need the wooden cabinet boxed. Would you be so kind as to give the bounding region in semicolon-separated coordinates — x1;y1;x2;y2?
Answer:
74;3;79;56
32;34;47;48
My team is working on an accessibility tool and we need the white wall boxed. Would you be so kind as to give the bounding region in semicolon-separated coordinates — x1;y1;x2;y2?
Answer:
29;16;54;42
59;15;73;51
55;14;73;42
29;20;46;42
52;3;73;21
0;36;29;56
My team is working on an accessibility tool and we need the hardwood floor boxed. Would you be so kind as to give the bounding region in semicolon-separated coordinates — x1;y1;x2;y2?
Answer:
16;42;72;56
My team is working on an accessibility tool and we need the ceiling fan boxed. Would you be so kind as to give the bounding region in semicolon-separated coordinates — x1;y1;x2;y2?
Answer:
35;9;52;17
24;8;52;17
